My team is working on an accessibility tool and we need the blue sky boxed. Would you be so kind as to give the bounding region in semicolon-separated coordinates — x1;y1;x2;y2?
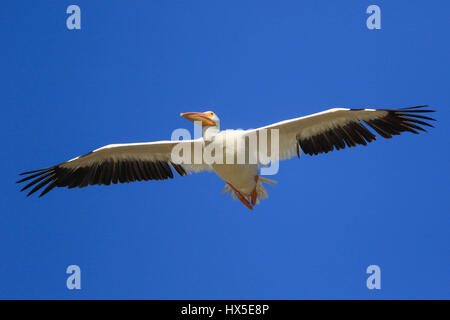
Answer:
0;1;449;299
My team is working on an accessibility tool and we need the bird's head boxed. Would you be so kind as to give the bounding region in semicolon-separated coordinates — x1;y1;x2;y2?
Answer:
180;111;220;128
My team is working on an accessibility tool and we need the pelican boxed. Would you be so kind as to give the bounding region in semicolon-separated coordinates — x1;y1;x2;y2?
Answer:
17;105;435;209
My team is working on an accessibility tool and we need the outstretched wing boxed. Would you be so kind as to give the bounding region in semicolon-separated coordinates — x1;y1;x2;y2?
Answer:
17;139;209;197
248;105;435;160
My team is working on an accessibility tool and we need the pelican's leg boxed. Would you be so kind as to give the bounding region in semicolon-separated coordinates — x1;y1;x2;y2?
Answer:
250;176;259;206
227;182;253;210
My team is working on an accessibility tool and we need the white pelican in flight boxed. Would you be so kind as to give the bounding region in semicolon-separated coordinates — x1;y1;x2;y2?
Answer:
18;105;435;209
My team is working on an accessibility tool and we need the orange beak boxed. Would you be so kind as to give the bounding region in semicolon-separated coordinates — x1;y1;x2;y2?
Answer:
180;112;216;127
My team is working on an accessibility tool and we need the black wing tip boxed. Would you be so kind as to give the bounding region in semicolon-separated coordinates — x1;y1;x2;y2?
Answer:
17;166;57;197
394;105;436;114
17;167;54;183
398;105;434;110
19;168;49;176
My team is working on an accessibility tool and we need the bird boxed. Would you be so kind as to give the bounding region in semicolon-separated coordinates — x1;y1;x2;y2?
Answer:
17;105;435;209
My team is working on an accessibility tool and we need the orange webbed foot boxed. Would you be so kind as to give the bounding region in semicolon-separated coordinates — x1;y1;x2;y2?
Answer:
227;183;253;210
250;176;259;206
250;188;257;206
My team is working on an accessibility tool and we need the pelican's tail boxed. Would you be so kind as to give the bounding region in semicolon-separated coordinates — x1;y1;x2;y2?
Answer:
254;176;277;204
